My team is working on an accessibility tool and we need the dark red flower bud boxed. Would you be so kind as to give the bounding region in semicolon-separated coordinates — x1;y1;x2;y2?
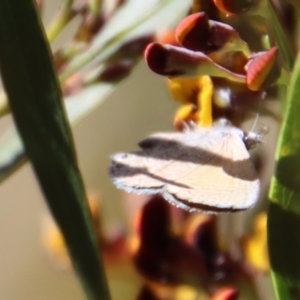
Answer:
245;47;279;91
145;42;245;82
208;20;250;54
175;12;210;52
99;60;133;82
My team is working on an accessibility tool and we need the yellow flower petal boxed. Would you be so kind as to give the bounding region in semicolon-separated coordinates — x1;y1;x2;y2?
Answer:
174;285;199;300
174;103;198;130
168;77;200;104
42;215;70;270
168;76;213;128
197;76;213;127
42;193;101;271
243;212;269;272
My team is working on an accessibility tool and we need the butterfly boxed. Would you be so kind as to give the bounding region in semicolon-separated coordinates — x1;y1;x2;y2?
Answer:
109;123;262;214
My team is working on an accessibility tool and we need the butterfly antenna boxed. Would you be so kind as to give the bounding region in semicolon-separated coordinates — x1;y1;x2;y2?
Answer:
244;92;268;149
250;111;260;133
250;90;267;133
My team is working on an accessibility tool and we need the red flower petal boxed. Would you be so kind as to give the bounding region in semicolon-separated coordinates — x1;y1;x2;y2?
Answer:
175;12;210;51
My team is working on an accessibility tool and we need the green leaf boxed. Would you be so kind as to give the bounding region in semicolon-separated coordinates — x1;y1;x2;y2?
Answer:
0;1;110;300
267;0;295;72
268;52;300;299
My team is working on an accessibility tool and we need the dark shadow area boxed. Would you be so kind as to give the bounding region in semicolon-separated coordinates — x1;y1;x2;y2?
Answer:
268;202;300;298
276;153;300;194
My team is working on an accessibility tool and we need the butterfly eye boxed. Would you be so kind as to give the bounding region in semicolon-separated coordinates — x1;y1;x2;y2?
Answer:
213;0;259;14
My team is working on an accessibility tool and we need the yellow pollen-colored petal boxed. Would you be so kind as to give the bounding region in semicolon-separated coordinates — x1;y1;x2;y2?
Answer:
42;193;101;270
168;76;214;128
42;217;71;270
197;76;213;127
243;212;269;272
174;103;199;131
174;285;198;300
168;77;200;104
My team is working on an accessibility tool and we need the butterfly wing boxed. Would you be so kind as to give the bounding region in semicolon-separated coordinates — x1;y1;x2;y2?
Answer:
109;127;260;213
163;130;260;212
109;131;207;193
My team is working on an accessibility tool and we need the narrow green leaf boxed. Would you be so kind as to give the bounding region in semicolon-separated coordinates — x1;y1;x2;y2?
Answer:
267;0;295;71
268;52;300;300
0;1;110;300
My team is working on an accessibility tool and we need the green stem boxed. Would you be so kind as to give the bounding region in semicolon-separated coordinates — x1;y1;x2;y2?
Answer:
46;0;75;43
88;0;103;18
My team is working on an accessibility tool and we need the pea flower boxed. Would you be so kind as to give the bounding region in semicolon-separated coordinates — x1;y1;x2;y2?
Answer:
145;12;280;129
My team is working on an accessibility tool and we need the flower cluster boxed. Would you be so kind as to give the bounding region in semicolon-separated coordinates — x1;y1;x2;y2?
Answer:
145;11;281;130
131;195;268;300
